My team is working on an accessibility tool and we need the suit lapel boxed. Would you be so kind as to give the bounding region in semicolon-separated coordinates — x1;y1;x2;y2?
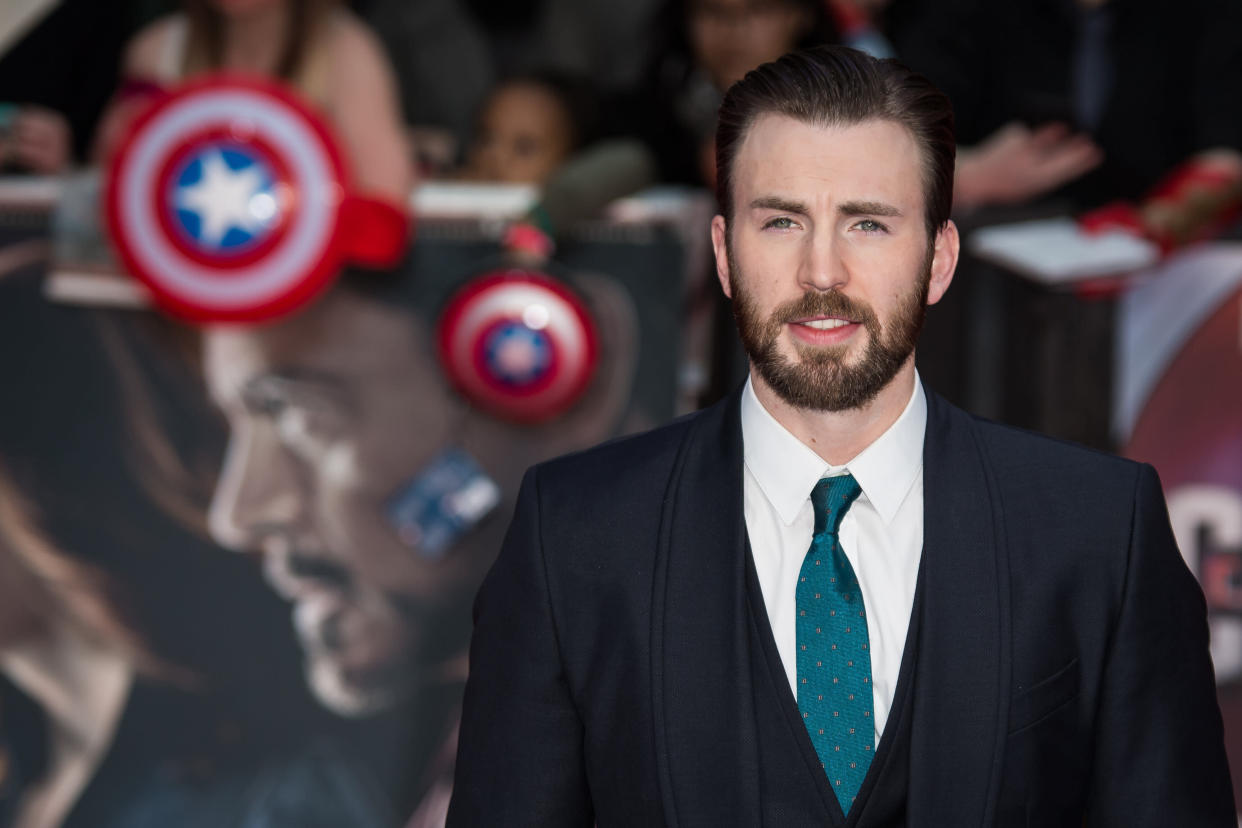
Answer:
907;389;1011;827
651;391;762;828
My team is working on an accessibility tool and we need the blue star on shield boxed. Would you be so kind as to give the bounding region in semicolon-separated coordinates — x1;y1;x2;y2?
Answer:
171;144;280;255
483;322;553;387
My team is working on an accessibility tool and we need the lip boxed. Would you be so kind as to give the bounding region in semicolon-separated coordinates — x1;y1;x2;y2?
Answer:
786;316;860;346
293;592;408;672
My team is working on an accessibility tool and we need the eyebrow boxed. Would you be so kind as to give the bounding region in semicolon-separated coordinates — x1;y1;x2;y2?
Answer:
748;196;903;218
749;196;809;214
838;200;902;218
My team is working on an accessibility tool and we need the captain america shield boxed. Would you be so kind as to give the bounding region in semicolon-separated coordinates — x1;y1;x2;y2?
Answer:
106;76;349;322
437;270;599;423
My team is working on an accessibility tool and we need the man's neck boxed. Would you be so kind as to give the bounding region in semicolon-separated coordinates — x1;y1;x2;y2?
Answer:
750;358;917;466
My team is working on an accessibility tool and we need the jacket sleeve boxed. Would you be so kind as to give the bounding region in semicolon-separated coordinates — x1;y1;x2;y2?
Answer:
446;467;594;827
1085;463;1236;825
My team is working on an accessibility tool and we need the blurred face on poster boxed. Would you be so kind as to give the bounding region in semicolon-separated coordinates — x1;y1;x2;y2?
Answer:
202;280;637;717
203;288;486;716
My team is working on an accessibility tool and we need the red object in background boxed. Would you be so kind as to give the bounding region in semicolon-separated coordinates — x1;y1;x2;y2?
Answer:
106;75;410;323
1079;160;1242;257
1079;201;1147;238
437;270;599;423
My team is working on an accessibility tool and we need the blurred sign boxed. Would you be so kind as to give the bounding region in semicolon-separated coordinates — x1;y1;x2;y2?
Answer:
1123;272;1242;680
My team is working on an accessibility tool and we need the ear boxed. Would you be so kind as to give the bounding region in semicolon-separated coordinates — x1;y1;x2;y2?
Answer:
926;220;959;306
710;214;733;299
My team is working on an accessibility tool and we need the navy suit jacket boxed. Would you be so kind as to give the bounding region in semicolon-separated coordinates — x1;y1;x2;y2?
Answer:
448;386;1235;826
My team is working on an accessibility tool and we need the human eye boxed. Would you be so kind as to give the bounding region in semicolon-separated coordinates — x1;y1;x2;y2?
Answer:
246;378;348;456
763;215;798;230
852;218;890;234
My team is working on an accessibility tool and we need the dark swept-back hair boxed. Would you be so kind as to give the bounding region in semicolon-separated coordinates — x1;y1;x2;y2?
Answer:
716;45;955;239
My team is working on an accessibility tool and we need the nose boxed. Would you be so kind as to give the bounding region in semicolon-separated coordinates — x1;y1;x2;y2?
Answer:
799;226;849;293
207;422;304;552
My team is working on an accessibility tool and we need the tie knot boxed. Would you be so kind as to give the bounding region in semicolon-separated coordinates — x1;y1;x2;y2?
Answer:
810;474;862;536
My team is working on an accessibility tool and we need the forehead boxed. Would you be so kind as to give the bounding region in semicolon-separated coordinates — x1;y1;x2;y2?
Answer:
202;290;424;402
732;114;924;209
483;85;568;128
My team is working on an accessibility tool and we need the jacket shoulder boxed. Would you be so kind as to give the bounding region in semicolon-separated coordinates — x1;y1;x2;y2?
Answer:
968;413;1145;486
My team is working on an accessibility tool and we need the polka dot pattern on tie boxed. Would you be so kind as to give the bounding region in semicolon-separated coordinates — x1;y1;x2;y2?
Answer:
796;474;872;814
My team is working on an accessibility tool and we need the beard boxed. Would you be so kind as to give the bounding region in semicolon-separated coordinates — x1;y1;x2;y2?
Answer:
728;244;931;412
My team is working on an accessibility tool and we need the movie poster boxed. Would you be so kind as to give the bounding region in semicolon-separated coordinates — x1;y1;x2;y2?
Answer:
0;176;699;826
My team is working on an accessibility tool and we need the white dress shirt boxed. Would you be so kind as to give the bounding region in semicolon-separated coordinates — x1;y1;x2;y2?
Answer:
741;375;926;742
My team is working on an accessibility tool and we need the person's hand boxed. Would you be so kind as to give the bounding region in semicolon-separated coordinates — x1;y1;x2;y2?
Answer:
1;106;73;173
955;121;1102;209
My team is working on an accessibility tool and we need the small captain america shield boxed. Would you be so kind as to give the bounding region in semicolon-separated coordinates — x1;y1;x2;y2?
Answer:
437;270;599;423
107;76;349;322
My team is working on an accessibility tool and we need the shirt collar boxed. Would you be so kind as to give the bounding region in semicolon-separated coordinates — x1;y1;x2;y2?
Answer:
741;372;927;526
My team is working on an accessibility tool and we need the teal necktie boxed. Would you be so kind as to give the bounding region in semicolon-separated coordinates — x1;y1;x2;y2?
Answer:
797;474;872;813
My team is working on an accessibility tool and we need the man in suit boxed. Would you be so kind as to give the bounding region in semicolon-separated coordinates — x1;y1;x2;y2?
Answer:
447;45;1235;826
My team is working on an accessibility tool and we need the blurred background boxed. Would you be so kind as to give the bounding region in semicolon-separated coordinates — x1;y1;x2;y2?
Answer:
0;0;1240;824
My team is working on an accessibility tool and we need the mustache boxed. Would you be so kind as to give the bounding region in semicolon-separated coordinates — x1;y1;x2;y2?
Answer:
771;290;878;328
282;549;464;625
285;550;354;590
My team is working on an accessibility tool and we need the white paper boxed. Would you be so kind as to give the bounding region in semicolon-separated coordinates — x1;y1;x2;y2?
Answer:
969;217;1160;285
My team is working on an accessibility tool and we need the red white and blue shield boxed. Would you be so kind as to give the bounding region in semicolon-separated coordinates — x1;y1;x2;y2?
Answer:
437;270;599;423
106;75;407;322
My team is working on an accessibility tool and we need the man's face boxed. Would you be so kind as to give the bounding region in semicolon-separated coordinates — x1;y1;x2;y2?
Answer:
203;289;483;716
711;115;957;411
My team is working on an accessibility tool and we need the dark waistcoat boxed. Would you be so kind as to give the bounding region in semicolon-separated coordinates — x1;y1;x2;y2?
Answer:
744;545;924;828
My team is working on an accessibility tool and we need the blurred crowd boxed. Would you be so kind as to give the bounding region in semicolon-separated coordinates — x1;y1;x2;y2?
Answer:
6;0;1237;418
2;2;1242;827
2;0;1238;226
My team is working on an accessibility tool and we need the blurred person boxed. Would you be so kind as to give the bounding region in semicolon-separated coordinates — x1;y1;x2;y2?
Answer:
0;106;72;174
458;73;655;271
354;0;494;158
0;0;154;173
202;278;636;716
686;0;824;92
519;0;666;97
0;262;396;827
0;460;396;828
619;0;842;407
200;273;639;822
95;0;412;204
892;0;1242;240
885;0;1242;430
459;72;601;186
447;45;1234;826
627;0;839;188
